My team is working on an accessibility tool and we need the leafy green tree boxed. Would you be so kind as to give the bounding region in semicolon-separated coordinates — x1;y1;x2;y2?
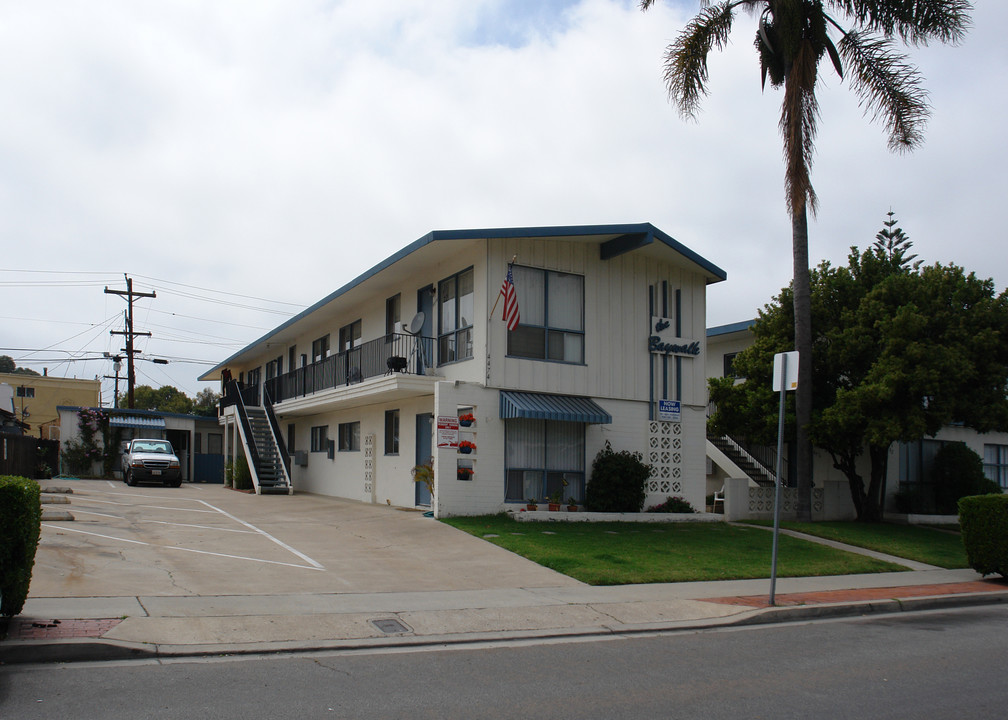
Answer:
642;0;973;518
124;385;195;415
193;388;221;417
0;355;40;376
710;215;1008;520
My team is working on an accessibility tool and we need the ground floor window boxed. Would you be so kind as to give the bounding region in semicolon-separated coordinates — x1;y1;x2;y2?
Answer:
338;421;360;452
310;426;328;452
504;419;585;503
983;444;1008;490
385;410;399;455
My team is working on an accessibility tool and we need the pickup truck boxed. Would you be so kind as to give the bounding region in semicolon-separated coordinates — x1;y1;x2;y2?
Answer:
121;438;183;487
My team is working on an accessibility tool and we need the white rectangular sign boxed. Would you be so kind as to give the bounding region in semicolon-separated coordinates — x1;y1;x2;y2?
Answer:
436;415;459;449
772;351;799;392
658;399;681;423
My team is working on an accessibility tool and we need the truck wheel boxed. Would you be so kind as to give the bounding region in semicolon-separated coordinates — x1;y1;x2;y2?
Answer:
126;470;136;487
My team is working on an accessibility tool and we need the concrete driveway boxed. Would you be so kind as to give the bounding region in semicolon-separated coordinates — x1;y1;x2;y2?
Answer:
32;479;582;599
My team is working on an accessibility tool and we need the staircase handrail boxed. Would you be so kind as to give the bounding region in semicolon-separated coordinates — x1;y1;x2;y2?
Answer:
227;379;262;479
716;433;780;485
263;387;291;480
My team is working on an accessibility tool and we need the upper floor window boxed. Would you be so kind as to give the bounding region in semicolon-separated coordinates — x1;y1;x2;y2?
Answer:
984;444;1008;490
265;356;283;380
16;386;35;398
386;294;401;337
723;352;739;379
312;335;330;363
438;268;474;365
507;266;584;364
339;320;362;353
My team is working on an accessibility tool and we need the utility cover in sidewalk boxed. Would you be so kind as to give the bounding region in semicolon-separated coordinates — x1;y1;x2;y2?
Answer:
371;618;411;634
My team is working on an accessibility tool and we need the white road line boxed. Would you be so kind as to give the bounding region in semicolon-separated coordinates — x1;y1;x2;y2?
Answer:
42;524;148;545
69;510;125;520
41;524;322;570
197;499;324;570
141;520;257;534
106;481;117;488
79;497;218;513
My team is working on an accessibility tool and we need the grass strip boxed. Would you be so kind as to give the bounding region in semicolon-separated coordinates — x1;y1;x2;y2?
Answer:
752;521;969;569
444;515;906;585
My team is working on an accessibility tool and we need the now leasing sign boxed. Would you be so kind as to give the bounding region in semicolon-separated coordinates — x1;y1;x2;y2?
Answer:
648;316;700;357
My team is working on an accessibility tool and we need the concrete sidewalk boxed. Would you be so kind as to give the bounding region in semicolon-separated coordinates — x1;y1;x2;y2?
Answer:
4;568;1006;665
3;479;1006;664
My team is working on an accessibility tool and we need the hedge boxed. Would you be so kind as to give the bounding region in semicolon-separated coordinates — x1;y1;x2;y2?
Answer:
958;493;1008;578
0;475;42;616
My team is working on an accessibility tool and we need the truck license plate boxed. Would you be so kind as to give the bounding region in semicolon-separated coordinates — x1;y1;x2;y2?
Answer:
152;470;161;476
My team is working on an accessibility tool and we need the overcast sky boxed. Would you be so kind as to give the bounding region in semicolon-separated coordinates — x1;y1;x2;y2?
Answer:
2;1;1005;403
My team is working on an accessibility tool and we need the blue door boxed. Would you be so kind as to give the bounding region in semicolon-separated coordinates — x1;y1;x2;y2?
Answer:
415;412;433;506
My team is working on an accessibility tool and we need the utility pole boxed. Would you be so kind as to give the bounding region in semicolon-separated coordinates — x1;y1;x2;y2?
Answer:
103;355;125;409
105;275;155;409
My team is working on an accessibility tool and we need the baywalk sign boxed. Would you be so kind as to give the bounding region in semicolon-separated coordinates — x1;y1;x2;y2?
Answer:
648;316;700;357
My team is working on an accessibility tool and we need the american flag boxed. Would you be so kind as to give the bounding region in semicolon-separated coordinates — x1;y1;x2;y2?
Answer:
500;264;520;331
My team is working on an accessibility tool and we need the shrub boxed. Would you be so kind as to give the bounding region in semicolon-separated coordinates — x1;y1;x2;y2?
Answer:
585;441;652;513
647;496;695;513
0;475;42;616
958;494;1008;577
933;443;1000;514
233;453;253;491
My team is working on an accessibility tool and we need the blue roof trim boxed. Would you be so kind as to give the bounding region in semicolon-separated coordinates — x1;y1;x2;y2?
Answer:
499;391;612;424
707;319;756;337
200;223;726;380
110;415;166;429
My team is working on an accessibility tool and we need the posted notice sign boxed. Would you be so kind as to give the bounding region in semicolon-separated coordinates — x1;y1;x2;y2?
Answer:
658;399;681;423
436;415;459;449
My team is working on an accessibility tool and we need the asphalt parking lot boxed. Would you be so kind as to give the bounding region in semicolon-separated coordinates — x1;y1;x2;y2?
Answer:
32;479;581;599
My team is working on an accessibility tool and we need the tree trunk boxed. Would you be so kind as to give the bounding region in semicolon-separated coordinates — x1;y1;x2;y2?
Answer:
832;450;867;520
862;444;890;522
792;205;814;520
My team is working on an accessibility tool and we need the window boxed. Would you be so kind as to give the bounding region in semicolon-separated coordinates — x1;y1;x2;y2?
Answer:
507;266;584;364
312;335;330;363
287;423;295;453
984;444;1008;490
310;426;328;452
288;345;296;371
723;352;739;379
504;419;585;503
265;356;283;380
386;294;401;336
16;386;35;398
385;410;399;455
339;320;362;352
208;433;223;455
438;268;474;364
338;421;360;452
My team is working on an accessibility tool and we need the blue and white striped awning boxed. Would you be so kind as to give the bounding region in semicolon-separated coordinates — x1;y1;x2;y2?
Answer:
109;415;166;429
499;391;611;424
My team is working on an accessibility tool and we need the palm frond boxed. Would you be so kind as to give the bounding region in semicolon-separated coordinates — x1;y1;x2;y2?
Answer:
838;30;930;151
662;2;738;119
780;38;821;218
827;0;973;46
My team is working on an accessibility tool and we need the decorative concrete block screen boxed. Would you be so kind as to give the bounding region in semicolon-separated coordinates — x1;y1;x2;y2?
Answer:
648;421;683;498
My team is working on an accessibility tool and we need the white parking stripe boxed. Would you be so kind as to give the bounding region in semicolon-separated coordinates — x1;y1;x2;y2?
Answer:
197;500;324;570
141;520;257;534
42;523;323;570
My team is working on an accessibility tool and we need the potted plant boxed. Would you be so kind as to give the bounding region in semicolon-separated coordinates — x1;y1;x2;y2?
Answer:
566;497;579;512
411;459;434;502
548;488;563;511
457;466;473;481
458;412;475;427
525;498;538;511
458;440;476;455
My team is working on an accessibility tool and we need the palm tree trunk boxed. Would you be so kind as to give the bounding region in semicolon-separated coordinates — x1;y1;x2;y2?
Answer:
792;204;814;520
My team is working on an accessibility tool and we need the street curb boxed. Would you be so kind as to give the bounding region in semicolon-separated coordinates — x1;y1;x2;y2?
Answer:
3;590;1005;666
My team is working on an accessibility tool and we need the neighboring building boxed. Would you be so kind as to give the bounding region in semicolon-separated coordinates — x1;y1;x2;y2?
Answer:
705;321;1008;513
199;223;726;517
1;372;100;440
58;406;225;483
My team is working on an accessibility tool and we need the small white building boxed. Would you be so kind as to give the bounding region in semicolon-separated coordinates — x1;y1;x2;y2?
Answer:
200;223;726;516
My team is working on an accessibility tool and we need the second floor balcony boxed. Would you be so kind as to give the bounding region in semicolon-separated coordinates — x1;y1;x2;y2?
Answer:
262;332;436;409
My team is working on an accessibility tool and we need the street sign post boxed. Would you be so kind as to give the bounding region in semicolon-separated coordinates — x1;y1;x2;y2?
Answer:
770;351;798;605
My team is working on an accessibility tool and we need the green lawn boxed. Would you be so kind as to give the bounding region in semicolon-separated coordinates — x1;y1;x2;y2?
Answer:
768;521;969;569
443;515;906;585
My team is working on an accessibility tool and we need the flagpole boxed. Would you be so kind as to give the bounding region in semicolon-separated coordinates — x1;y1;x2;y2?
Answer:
489;255;517;321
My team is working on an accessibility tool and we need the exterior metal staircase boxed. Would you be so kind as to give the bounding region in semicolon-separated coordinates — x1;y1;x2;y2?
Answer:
708;435;778;488
225;380;292;495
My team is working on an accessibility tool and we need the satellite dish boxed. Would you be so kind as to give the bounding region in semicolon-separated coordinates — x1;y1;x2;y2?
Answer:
407;312;425;335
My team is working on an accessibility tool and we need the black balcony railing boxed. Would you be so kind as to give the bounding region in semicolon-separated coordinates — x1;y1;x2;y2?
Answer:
263;332;434;405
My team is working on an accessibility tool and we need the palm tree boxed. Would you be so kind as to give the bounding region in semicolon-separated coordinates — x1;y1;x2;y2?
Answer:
641;0;971;517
